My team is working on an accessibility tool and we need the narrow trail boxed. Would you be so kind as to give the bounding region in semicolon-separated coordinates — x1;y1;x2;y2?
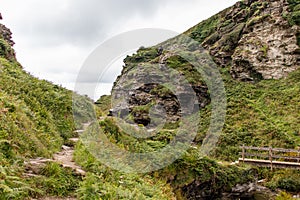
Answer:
25;123;91;200
24;146;85;178
52;144;86;176
25;135;86;177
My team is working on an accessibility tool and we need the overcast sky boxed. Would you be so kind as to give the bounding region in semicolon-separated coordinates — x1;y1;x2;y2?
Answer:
0;0;238;100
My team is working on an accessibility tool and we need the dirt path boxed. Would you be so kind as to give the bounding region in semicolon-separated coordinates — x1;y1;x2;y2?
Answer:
26;142;84;200
52;144;86;176
25;138;86;177
26;123;91;177
26;124;92;200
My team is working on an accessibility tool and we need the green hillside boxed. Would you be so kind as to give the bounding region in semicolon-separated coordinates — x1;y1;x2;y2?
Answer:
0;0;300;199
94;0;300;199
0;19;178;200
108;0;300;161
0;63;77;198
0;21;95;198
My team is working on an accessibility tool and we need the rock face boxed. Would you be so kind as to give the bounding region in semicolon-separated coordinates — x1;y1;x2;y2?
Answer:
231;0;300;81
225;182;275;200
0;24;14;47
0;14;15;47
197;0;300;81
0;14;16;60
182;180;275;200
112;54;210;126
111;0;299;126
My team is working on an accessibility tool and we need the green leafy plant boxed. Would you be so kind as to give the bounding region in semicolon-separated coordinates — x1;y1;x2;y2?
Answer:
27;162;81;198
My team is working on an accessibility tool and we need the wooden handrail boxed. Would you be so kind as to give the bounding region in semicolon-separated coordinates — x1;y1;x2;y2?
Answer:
240;146;300;153
239;146;300;169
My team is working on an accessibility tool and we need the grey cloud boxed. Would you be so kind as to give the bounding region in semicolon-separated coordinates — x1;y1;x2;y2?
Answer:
17;0;182;47
76;66;122;84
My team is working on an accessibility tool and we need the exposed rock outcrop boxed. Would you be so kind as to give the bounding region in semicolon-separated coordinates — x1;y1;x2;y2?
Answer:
231;0;300;81
111;0;299;127
0;14;16;60
0;13;15;47
112;64;207;126
198;0;300;81
182;180;275;200
112;45;211;125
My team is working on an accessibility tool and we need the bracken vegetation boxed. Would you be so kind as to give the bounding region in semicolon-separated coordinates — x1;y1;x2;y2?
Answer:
1;0;300;199
0;26;92;198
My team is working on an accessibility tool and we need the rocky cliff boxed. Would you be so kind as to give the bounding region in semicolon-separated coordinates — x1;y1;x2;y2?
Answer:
0;18;15;60
189;0;300;81
111;0;299;126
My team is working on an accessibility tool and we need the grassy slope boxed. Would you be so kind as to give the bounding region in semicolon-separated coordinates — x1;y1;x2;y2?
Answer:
196;68;300;161
0;47;69;198
0;28;94;198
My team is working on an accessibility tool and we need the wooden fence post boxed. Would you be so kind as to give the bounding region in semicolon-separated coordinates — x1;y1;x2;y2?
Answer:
242;144;245;163
269;147;273;171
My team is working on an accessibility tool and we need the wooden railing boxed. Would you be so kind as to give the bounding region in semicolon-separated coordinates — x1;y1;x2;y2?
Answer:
239;145;300;170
